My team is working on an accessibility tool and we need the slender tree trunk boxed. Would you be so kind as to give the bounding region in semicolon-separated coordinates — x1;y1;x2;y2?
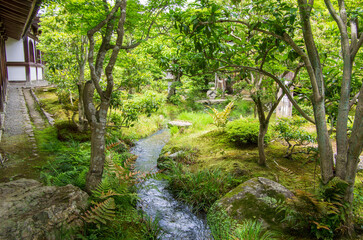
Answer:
298;0;334;184
254;96;268;166
312;98;335;183
167;81;176;100
86;121;106;192
258;122;268;166
77;66;88;132
77;83;87;132
344;85;363;202
75;36;88;132
84;0;127;193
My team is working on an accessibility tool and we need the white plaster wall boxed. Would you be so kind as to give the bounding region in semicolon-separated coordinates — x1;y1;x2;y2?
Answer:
37;67;43;80
5;38;25;62
7;66;26;81
30;67;37;81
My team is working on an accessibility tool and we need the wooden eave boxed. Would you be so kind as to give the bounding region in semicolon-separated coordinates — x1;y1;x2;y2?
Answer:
0;0;42;40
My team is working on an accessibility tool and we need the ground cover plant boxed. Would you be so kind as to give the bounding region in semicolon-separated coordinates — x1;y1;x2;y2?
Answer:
16;0;362;238
32;82;363;239
35;90;169;239
159;105;363;239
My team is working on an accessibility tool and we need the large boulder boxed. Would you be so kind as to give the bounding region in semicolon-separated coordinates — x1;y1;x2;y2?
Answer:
0;179;89;240
218;177;293;229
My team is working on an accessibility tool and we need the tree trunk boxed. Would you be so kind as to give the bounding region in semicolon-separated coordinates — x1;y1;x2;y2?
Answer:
167;81;176;100
254;95;268;166
312;98;334;184
344;84;363;202
298;0;335;184
77;83;88;132
85;121;106;193
76;49;88;132
258;122;268;166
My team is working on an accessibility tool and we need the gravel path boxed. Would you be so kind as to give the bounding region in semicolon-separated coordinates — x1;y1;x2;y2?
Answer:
0;82;48;182
3;86;29;136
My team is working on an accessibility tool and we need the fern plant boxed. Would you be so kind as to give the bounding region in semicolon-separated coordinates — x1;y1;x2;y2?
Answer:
207;101;234;128
231;220;277;240
105;154;141;184
276;180;349;240
82;198;116;229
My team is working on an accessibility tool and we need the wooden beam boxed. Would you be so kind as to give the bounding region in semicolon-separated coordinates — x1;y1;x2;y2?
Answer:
1;1;31;14
1;6;30;18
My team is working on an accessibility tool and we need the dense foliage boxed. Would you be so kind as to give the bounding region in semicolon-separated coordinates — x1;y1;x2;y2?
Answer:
226;118;271;146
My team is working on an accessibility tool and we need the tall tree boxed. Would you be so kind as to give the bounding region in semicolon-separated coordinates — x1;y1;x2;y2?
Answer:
39;4;89;131
81;0;181;192
174;0;362;229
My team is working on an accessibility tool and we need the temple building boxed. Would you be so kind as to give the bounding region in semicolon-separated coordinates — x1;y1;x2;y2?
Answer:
0;0;43;128
6;17;43;83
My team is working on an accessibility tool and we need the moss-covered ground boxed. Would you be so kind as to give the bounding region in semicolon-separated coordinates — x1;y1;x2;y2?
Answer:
25;89;363;239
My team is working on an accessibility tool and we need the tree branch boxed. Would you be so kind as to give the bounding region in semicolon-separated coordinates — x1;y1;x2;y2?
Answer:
351;32;363;61
349;91;360;109
104;0;127;101
217;64;315;124
88;0;123;36
266;91;285;122
350;19;358;50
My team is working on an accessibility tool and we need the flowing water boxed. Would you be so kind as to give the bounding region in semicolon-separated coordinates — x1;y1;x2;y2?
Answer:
132;129;211;239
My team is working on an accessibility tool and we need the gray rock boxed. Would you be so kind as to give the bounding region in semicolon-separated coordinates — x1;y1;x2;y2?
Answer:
168;120;192;128
168;151;184;159
0;179;89;240
218;177;293;228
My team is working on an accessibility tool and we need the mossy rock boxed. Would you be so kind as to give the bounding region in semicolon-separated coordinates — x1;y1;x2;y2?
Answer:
217;177;293;230
0;179;88;240
55;121;90;142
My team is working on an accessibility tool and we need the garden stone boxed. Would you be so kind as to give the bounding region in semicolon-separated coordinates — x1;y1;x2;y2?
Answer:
218;177;293;229
206;89;217;100
168;120;192;128
0;178;89;240
168;151;184;159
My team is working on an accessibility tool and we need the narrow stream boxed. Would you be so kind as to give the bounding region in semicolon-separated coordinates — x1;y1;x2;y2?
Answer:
131;129;211;239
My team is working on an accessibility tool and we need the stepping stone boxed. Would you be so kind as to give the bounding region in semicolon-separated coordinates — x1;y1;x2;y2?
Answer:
168;120;192;128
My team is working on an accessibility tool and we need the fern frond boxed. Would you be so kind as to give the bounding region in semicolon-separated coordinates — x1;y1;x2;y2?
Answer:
106;141;129;151
106;154;140;184
82;198;116;228
92;179;112;198
99;189;123;199
273;160;295;176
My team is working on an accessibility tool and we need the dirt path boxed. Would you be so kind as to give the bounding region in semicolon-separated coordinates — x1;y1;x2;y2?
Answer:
0;83;48;182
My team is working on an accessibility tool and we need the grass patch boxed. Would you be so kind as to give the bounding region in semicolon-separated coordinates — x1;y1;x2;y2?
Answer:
166;161;239;212
35;87;70;121
207;205;278;240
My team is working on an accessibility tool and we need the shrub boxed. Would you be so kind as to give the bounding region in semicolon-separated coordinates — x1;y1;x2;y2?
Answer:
274;117;316;158
226;118;271;146
133;90;165;116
